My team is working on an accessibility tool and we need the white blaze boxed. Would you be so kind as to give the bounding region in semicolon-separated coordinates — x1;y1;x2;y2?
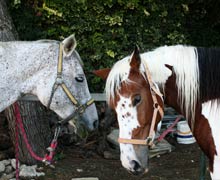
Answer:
115;95;140;170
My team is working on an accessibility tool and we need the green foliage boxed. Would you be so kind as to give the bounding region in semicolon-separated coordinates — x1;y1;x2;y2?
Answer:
8;0;220;92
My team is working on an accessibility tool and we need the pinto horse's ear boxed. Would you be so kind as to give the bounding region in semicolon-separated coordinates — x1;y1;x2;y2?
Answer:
130;45;141;69
93;68;111;80
62;34;77;57
165;64;173;71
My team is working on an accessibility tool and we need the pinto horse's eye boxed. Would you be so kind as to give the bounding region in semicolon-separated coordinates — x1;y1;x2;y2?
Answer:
132;94;141;106
75;76;84;82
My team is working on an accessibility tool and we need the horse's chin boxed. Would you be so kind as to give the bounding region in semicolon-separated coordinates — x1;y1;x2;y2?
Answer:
127;167;149;176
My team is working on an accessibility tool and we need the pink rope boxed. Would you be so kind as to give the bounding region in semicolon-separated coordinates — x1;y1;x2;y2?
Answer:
157;115;183;142
14;103;44;162
14;101;59;171
15;103;19;180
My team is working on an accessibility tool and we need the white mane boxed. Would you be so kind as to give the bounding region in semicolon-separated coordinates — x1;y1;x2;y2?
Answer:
106;45;199;125
105;56;146;104
142;45;199;124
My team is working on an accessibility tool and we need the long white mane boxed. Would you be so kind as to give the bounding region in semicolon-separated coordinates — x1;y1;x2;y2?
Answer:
106;45;199;125
142;45;199;124
105;56;147;104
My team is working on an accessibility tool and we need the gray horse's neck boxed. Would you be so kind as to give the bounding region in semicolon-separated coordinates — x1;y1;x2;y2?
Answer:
0;41;59;112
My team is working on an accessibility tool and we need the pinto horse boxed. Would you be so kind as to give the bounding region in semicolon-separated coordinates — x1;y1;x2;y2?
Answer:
0;34;98;131
94;45;220;179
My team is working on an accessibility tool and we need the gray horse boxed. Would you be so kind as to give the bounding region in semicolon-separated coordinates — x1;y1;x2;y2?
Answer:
0;34;98;131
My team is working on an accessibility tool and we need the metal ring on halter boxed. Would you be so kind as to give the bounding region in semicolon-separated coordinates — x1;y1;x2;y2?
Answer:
77;105;86;115
53;126;61;140
153;103;159;109
55;76;63;85
146;137;152;144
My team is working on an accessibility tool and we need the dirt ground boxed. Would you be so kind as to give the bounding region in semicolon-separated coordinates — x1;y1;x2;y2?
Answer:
0;107;212;180
39;138;212;180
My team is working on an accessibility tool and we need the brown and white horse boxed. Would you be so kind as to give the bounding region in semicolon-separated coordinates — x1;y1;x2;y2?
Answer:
94;45;220;179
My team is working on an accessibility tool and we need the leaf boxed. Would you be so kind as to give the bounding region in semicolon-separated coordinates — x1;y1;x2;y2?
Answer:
106;50;115;58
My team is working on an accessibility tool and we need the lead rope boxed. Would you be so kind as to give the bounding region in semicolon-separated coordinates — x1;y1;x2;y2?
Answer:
15;103;19;180
14;102;61;180
156;115;183;143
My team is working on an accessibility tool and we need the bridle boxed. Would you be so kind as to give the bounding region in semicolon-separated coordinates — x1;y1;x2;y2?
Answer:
118;61;164;147
47;43;94;125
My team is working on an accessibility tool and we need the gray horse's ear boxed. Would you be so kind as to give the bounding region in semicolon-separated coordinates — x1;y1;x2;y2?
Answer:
62;34;77;57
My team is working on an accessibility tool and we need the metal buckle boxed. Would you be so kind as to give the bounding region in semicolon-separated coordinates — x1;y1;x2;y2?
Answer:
146;137;152;144
77;105;86;115
55;75;63;85
153;103;159;109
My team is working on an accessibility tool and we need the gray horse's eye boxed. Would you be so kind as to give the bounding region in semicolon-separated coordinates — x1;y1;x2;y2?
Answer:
75;76;84;82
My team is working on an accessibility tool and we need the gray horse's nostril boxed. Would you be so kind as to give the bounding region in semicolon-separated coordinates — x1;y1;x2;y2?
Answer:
93;119;99;129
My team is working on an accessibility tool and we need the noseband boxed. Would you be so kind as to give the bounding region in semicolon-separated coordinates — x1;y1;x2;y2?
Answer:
118;62;164;147
47;43;94;125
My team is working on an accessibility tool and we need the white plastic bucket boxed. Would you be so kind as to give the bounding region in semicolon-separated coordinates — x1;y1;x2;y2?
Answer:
177;121;196;144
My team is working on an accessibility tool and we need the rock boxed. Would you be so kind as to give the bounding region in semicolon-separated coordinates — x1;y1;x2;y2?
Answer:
19;165;45;178
10;159;20;170
71;178;99;180
1;159;10;166
5;165;13;174
149;138;174;159
107;129;119;147
0;161;6;173
1;172;15;180
76;168;83;172
103;151;119;160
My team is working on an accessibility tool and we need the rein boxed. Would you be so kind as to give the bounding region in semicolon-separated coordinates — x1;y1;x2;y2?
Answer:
47;43;94;125
118;62;164;147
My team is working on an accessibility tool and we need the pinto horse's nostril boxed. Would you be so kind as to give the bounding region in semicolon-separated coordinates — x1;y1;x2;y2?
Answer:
132;160;141;171
93;119;99;129
130;160;144;175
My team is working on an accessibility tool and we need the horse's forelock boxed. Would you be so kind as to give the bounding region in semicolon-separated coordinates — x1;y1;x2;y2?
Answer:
105;57;146;105
106;57;130;104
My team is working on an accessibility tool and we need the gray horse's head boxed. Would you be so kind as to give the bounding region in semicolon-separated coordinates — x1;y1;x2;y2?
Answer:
37;35;98;131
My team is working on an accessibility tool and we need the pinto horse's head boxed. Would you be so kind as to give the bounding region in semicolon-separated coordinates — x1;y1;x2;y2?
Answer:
94;47;164;175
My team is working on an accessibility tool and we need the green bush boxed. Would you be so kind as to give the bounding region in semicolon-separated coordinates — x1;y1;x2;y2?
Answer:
9;0;220;92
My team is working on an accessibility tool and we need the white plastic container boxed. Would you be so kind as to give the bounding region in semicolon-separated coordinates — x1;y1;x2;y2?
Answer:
177;121;196;144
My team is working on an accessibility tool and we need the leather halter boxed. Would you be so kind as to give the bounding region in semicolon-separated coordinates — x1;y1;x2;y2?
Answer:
47;43;94;125
118;61;164;147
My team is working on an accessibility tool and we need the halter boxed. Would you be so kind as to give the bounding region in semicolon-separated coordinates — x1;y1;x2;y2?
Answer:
118;61;164;147
47;43;94;125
